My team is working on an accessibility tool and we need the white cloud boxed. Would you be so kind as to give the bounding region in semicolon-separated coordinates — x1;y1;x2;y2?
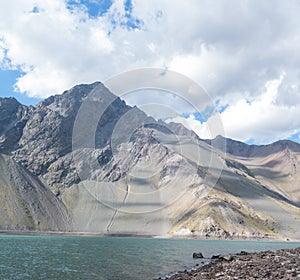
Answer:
0;48;4;64
166;75;300;143
0;0;300;143
166;114;212;139
186;75;300;144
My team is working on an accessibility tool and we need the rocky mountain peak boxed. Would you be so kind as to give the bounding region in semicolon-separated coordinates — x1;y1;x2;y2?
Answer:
1;82;300;238
0;96;19;106
36;82;103;117
12;82;130;176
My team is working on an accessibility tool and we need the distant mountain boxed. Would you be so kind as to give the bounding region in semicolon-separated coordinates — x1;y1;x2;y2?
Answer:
0;83;300;240
206;135;300;158
204;135;300;205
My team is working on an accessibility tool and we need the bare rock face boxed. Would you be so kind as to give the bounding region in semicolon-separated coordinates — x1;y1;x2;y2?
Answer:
0;97;32;153
12;82;150;193
0;82;300;237
13;83;103;176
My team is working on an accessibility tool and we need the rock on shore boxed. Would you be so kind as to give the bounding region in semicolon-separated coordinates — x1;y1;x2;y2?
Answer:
167;247;300;280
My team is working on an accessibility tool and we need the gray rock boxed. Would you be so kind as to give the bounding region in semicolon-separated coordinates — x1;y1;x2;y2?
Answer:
0;82;300;236
0;97;32;153
193;252;204;258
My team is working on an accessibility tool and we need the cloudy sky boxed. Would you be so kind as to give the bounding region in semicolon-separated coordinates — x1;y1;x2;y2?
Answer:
0;0;300;144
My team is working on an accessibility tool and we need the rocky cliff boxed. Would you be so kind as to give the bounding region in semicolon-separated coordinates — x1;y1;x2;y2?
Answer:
0;97;32;153
0;83;300;239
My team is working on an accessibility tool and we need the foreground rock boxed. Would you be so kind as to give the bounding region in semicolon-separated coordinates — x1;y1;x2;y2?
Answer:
167;247;300;279
193;253;204;259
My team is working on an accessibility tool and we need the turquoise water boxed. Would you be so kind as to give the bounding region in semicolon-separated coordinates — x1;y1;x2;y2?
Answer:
0;235;299;280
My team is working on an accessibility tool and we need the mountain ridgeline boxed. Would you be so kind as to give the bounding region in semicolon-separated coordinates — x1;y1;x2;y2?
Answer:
0;83;300;239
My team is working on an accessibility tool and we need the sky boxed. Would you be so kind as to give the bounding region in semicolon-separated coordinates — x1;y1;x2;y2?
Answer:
0;0;300;144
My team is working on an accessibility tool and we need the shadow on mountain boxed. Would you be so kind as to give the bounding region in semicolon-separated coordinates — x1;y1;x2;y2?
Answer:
250;168;289;179
213;168;300;208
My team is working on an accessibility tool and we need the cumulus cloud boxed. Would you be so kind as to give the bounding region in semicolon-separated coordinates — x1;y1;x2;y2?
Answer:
0;0;300;143
219;76;300;143
171;75;300;144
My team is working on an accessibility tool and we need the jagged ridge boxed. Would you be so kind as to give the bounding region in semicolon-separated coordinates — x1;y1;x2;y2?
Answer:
0;83;299;239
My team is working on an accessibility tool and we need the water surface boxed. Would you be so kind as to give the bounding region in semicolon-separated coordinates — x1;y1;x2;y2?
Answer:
0;235;299;280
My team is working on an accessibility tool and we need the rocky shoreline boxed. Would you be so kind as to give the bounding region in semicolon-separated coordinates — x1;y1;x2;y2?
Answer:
162;247;300;280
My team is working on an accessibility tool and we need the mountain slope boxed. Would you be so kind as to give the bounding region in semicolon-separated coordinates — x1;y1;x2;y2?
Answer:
0;97;32;153
211;136;300;205
0;154;70;231
0;83;299;239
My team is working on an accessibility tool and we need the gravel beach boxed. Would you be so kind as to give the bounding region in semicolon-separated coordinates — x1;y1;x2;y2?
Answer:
165;247;300;280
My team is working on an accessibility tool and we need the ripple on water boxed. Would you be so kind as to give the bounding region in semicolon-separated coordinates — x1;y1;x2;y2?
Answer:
0;235;299;280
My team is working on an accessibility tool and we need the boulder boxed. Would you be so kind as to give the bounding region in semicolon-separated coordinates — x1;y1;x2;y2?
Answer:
211;254;221;259
211;254;234;261
220;255;234;261
193;252;204;258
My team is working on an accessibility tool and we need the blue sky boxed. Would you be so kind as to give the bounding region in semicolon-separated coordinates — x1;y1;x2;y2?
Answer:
67;0;113;17
0;0;300;144
0;70;41;105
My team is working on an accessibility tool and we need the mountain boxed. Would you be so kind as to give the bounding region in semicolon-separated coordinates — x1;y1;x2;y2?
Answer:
0;83;300;240
208;135;300;205
0;97;32;153
0;154;69;231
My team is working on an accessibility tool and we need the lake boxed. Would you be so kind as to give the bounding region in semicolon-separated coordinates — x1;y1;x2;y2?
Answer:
0;234;299;280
